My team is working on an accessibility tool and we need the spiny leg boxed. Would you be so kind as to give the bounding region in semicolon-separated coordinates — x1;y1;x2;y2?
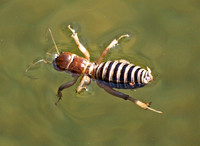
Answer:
56;74;80;105
68;25;90;61
96;81;163;114
76;75;91;93
96;34;129;64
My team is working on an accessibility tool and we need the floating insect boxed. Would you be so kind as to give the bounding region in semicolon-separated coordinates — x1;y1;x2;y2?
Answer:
26;25;162;114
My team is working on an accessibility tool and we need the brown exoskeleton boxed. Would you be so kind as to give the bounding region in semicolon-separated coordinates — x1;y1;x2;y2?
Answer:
26;25;162;114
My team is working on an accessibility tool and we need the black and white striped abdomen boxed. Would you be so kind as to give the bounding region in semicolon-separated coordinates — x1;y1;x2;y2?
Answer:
95;61;146;89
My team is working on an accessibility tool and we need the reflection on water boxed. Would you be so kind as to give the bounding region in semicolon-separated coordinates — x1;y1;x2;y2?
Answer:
0;0;200;145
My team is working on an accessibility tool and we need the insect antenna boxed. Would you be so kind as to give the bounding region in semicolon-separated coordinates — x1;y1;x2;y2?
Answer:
25;59;50;79
25;28;59;78
48;28;60;55
25;59;48;73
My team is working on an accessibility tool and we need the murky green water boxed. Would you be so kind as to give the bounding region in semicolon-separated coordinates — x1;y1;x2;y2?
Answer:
0;0;200;145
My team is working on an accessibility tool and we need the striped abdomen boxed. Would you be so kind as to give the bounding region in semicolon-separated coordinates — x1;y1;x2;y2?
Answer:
94;61;147;89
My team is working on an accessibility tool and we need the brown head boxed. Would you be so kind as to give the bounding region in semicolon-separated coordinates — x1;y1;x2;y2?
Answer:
53;52;73;71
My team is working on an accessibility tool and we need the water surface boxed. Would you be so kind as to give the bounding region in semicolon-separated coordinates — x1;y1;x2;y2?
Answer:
0;0;199;145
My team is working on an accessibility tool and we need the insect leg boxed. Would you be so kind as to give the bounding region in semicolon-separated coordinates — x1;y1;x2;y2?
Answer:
68;25;90;61
96;81;162;114
76;75;91;93
117;59;130;64
56;74;80;105
96;34;129;64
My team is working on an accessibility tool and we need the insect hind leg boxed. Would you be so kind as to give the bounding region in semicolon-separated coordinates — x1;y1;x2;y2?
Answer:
96;81;162;114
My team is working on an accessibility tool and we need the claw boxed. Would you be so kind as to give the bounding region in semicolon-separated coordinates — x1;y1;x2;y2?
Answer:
76;86;87;93
68;25;76;34
55;95;62;105
146;102;152;106
117;34;129;41
136;101;163;114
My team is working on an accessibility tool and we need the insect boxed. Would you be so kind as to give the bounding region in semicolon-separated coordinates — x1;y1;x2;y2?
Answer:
26;25;162;114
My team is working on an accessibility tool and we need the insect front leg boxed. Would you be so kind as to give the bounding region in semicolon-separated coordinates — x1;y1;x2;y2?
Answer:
56;74;80;105
68;25;90;61
96;34;129;64
76;75;91;93
96;81;162;114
